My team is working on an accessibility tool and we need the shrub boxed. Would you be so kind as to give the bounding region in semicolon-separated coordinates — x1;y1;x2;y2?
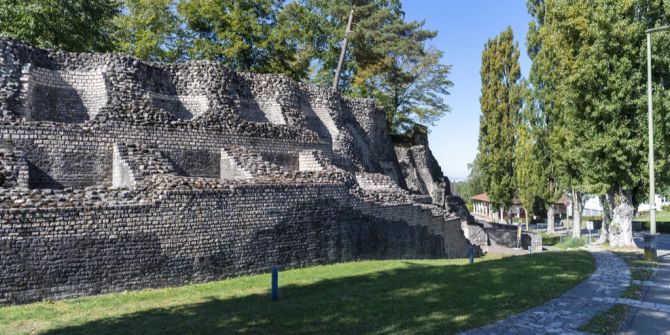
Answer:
633;221;670;234
540;232;561;246
557;237;586;249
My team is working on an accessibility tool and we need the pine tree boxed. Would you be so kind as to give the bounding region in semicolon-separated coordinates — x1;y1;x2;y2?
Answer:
478;27;522;222
291;0;452;133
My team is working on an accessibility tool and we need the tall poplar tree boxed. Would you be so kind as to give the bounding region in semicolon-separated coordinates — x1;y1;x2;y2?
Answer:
526;0;568;233
526;0;670;246
515;83;546;229
478;27;522;222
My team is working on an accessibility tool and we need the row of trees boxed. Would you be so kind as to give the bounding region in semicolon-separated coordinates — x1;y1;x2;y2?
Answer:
0;0;453;134
476;0;670;247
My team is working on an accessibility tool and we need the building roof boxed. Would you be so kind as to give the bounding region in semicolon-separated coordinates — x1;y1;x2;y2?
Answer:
471;193;490;202
473;193;570;206
471;193;525;205
555;194;569;206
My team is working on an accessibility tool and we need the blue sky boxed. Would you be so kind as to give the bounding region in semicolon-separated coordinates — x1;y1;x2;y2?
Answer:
402;1;532;180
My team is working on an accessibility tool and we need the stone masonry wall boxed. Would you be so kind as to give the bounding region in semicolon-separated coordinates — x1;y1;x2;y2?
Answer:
0;182;464;304
0;37;474;304
394;126;488;254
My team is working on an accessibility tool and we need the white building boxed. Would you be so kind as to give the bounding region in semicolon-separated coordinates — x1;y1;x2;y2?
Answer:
566;194;670;215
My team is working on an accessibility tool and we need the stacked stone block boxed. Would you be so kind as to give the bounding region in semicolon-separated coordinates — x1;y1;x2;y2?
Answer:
0;149;28;189
0;37;478;304
298;150;330;172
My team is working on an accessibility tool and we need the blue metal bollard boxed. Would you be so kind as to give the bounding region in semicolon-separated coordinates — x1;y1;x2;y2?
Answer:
469;245;474;264
271;265;278;301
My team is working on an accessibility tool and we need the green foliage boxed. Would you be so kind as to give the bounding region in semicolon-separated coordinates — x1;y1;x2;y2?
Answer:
557;236;586;249
579;304;629;335
621;284;642;300
353;47;453;132
526;0;571;212
114;0;187;61
526;0;670;205
451;154;485;204
465;154;485;200
631;268;653;281
616;251;658;268
1;0;451;133
515;83;547;220
0;252;594;335
389;123;428;147
293;0;452;133
539;231;561;246
177;0;304;79
478;27;522;214
0;0;121;52
632;220;670;234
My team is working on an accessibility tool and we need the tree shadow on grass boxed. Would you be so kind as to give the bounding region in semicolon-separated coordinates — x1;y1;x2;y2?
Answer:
41;252;594;335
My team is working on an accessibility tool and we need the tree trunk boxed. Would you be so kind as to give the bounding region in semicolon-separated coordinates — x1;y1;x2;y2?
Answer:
509;207;514;225
525;208;530;231
608;190;635;247
572;190;582;238
597;193;612;244
547;204;555;233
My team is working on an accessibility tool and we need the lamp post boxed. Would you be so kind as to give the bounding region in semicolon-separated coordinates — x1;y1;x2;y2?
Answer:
644;26;670;260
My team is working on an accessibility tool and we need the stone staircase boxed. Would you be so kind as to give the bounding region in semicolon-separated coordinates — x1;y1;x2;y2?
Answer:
355;172;406;193
299;150;331;171
113;143;177;187
220;146;286;179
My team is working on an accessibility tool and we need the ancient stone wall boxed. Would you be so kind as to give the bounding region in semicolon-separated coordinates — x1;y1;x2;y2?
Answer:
0;37;474;304
393;125;488;253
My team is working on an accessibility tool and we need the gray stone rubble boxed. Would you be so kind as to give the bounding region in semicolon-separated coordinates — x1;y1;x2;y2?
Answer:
0;37;486;304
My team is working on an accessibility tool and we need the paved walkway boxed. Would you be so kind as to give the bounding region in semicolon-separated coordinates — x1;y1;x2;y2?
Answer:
461;248;629;335
619;237;670;335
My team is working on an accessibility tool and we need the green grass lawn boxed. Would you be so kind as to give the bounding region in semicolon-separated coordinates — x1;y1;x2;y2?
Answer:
579;304;630;335
556;236;587;249
0;252;594;335
635;211;670;222
614;251;658;268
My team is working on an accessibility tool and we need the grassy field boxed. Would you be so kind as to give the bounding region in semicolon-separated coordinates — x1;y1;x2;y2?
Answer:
579;304;630;335
0;252;594;335
635;211;670;222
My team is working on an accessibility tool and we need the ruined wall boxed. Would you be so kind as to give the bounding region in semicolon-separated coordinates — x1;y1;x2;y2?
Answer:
1;182;468;304
0;37;472;304
393;125;488;253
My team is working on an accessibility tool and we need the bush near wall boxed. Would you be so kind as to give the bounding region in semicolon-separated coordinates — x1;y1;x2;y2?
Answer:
633;221;670;234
